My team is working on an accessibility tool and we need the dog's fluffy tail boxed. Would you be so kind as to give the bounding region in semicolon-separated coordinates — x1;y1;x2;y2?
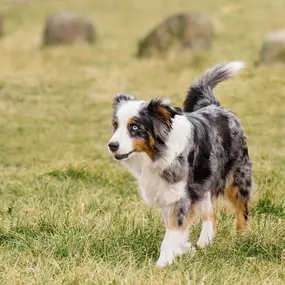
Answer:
183;61;245;112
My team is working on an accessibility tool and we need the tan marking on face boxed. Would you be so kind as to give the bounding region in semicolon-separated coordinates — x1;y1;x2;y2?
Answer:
132;139;154;160
127;116;156;160
127;117;136;126
225;183;248;232
149;135;155;147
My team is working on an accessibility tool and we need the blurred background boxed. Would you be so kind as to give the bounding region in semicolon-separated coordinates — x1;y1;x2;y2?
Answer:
0;0;284;167
0;0;284;284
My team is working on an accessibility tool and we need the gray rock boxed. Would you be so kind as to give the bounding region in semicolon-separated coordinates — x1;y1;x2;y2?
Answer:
43;11;96;46
137;12;214;58
260;30;285;64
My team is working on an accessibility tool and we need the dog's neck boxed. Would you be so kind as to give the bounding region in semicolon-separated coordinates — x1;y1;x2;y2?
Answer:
153;114;192;169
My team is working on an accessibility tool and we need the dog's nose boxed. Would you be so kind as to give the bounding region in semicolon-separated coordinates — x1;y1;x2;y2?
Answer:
108;141;119;152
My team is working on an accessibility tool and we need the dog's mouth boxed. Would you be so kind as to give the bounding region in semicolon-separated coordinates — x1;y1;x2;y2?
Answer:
114;150;136;161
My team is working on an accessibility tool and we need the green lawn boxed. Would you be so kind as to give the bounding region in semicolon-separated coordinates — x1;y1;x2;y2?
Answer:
0;0;284;284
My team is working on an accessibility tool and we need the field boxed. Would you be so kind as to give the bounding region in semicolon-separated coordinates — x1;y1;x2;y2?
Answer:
0;0;284;284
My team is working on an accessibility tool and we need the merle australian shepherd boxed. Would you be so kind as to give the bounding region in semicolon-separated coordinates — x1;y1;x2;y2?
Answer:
108;62;253;268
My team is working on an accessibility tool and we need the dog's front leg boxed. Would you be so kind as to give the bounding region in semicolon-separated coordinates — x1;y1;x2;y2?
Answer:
157;199;196;268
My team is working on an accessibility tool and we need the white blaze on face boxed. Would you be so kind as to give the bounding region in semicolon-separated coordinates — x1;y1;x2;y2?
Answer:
109;100;144;156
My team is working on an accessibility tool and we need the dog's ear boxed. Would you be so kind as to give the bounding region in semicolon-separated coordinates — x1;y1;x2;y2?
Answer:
147;98;178;122
113;93;136;110
147;98;179;139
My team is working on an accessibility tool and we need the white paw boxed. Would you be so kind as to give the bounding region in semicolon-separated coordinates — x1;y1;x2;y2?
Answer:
156;242;196;268
196;234;214;248
156;249;175;268
196;240;210;249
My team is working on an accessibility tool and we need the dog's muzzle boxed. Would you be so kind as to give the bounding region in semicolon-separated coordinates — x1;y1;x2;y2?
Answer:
114;150;135;160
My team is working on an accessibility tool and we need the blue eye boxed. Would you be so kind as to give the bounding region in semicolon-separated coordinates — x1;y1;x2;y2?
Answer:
132;124;138;131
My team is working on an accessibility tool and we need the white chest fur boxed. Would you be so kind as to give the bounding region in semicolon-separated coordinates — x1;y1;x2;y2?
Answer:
121;114;192;207
138;167;187;206
122;154;186;206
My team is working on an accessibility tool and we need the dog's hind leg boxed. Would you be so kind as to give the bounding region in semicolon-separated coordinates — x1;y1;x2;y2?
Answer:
224;137;252;232
157;198;196;268
225;169;252;232
225;184;249;232
196;192;216;248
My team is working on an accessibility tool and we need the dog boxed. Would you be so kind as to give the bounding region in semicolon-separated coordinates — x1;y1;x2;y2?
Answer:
108;61;253;268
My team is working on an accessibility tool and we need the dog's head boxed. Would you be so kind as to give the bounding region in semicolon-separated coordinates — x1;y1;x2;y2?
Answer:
108;93;180;161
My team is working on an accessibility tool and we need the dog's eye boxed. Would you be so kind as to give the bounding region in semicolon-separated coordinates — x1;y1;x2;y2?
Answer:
131;124;139;131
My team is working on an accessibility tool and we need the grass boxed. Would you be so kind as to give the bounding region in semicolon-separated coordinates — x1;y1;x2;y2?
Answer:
0;0;284;284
